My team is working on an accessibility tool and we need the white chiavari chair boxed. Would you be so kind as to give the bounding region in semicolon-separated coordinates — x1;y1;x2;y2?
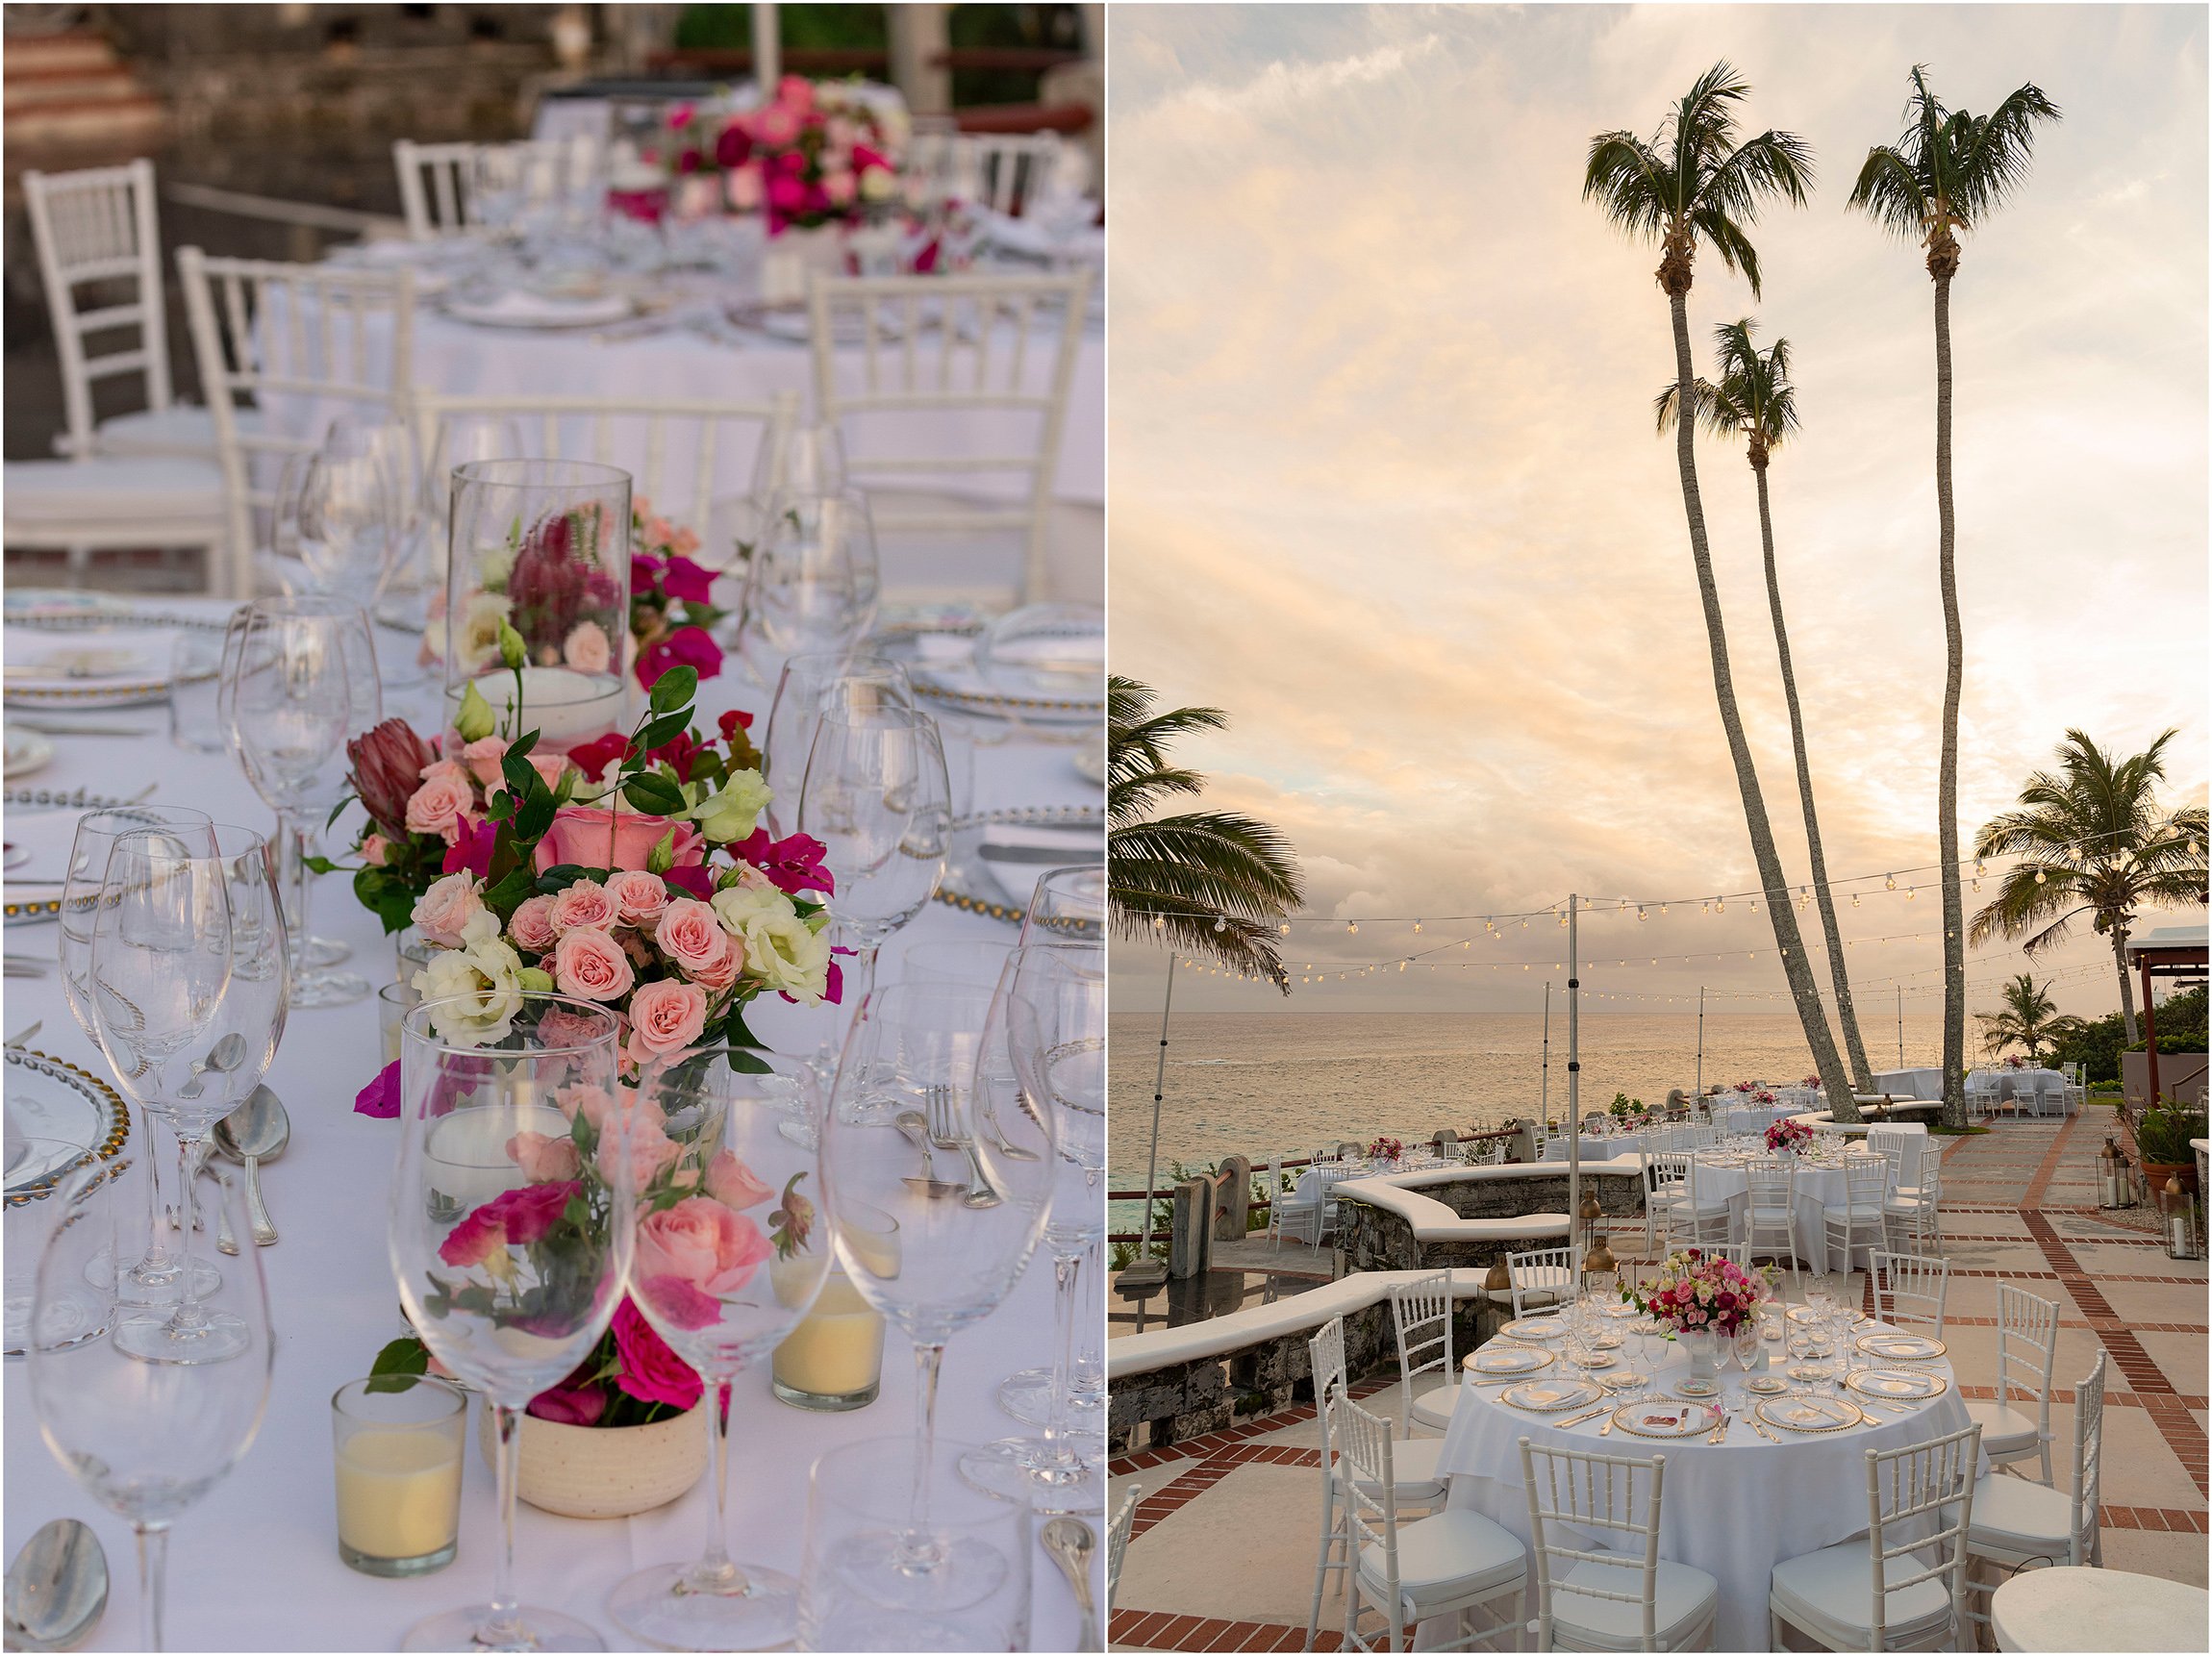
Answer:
1964;1284;2061;1486
1391;1272;1463;1436
1521;1438;1719;1651
1966;1351;2107;1637
392;139;478;239
1821;1155;1891;1277
1869;1249;1949;1339
1740;1157;1802;1280
1107;1481;1139;1614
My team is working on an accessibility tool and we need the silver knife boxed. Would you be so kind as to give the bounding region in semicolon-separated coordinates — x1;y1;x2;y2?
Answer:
5;719;157;738
977;842;1104;865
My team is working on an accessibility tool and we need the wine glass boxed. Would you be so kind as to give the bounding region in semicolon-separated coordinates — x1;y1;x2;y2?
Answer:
605;1049;835;1651
219;596;382;1007
1017;863;1104;946
390;991;628;1653
276;440;402;610
962;943;1105;1511
29;1167;269;1652
736;485;880;687
324;414;430;651
59;806;215;1301
797;701;953;1016
761;653;914;835
820;981;1055;1605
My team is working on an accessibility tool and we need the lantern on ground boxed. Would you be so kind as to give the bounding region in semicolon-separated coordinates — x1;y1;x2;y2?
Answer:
2098;1138;2133;1210
1580;1189;1616;1282
2162;1175;2201;1261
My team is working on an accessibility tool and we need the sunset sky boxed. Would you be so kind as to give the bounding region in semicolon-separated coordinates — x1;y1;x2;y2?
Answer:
1107;3;2209;1026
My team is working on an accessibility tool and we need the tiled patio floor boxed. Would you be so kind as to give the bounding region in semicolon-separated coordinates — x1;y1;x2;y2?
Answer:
1107;1115;2209;1651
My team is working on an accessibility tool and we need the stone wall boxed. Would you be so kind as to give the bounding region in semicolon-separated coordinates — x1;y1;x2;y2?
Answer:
1337;1172;1644;1277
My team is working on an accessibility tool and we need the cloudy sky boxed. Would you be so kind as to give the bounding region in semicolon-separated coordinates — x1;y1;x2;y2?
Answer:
1108;3;2208;1025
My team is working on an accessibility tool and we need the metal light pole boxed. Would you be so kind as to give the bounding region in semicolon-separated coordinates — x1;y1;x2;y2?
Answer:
1898;985;1905;1067
1123;951;1176;1290
1541;981;1551;1124
1695;985;1705;1099
751;1;781;93
1567;895;1581;1263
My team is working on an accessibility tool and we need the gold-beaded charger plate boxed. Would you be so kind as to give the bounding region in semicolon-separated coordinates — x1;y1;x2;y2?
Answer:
1500;1379;1603;1413
1786;1364;1830;1385
1592;1332;1624;1349
1609;1401;1720;1440
1856;1332;1947;1362
4;1048;129;1201
3;887;63;927
1848;1368;1948;1401
1786;1306;1829;1325
1466;1345;1554;1376
1597;1301;1641;1319
935;806;1104;929
1744;1374;1791;1394
1498;1317;1566;1342
1757;1393;1866;1434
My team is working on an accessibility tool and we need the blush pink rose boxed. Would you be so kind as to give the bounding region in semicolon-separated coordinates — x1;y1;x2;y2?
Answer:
625;979;708;1066
461;736;510;787
553;927;635;1001
411;872;485;947
554;1081;662;1132
533;806;706;876
418;757;469;787
605;870;670;929
508;893;559;954
361;832;391;866
654;899;727;977
596;1109;684;1193
528;753;570;792
405;771;475;841
508;1130;583;1183
687;928;743;992
563;620;612;674
704;1148;773;1211
633;1195;773;1311
548;878;617;934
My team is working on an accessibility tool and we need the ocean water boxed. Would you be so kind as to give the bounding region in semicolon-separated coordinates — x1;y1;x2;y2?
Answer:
1107;1009;1948;1198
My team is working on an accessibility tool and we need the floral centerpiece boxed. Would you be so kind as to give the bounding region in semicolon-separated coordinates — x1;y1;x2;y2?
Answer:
1765;1116;1815;1155
629;498;724;690
1801;1074;1822;1090
2003;1054;2025;1070
1366;1136;1403;1164
1732;1079;1757;1094
681;77;908;233
1629;1247;1772;1340
1752;1089;1777;1105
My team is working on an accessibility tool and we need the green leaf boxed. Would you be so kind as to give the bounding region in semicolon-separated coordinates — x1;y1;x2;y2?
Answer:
647;665;698;715
325;792;355;832
536;865;591;892
483;866;538;919
515;794;555;842
723;1002;767;1051
729;1048;772;1074
365;1335;431;1394
303;855;341;876
636;713;690;752
506;729;539;762
502;751;543;803
623;772;688;816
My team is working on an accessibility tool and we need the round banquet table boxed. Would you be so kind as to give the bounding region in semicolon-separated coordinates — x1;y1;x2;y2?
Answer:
1991;1566;2209;1652
1687;1147;1894;1274
0;598;1097;1650
1436;1316;1982;1653
1969;1068;2068;1111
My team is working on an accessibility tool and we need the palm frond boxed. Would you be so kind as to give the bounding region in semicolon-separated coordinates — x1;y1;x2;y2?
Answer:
1847;145;1931;238
1652;375;1738;439
1696;208;1765;295
1950;82;2061;226
1582;131;1673;236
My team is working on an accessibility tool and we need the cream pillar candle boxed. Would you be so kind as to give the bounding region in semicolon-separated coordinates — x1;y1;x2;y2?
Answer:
771;1272;884;1411
445;665;627;750
331;1376;466;1576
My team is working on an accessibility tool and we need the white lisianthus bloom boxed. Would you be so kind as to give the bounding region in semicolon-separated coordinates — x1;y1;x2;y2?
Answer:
412;936;527;1045
459;591;514;672
858;164;895;203
740;905;834;1003
690;768;773;843
477;548;515;591
711;879;796;934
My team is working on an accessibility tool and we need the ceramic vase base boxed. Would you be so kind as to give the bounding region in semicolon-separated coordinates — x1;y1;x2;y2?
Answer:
606;1560;797;1651
957;1438;1105;1515
291;968;373;1009
400;1603;605;1653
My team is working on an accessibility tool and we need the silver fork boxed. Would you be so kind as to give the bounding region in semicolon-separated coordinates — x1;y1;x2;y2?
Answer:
924;1083;1000;1210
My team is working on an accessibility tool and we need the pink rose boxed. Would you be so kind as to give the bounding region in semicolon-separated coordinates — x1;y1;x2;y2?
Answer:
726;163;763;211
655;898;729;977
529;753;570;792
554;1081;654;1132
634;1195;773;1317
553;927;635;1002
527;1383;606;1425
508;1130;583;1184
411;871;486;948
418;758;468;787
597;1107;684;1193
548;878;617;934
564;620;612;674
626;979;709;1066
509;893;559;954
461;736;510;788
437;1181;580;1267
704;1148;772;1211
405;771;475;841
776;74;814;113
605;870;670;929
612;1298;703;1408
361;832;391;866
821;168;856;206
534;806;705;876
756;106;798;146
687;928;743;992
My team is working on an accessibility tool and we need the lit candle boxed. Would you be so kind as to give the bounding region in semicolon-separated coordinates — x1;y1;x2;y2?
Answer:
446;665;627;751
771;1271;885;1411
331;1376;466;1576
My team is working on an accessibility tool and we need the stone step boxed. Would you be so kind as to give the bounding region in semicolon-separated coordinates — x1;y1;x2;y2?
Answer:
2;67;149;109
0;32;118;78
2;96;165;147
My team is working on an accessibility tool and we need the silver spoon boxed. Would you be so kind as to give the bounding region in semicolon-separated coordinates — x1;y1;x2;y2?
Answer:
892;1110;967;1200
1040;1517;1098;1652
177;1139;239;1256
175;1033;246;1101
212;1087;288;1247
4;1518;108;1652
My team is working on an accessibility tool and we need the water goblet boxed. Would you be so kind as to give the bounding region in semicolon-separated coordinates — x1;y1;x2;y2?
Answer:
760;652;912;837
736;485;880;687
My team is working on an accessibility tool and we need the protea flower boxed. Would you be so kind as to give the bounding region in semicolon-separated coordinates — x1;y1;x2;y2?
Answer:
349;718;438;838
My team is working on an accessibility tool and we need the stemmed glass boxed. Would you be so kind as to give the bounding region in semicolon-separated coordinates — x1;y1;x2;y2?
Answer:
606;1050;835;1651
219;596;383;1007
390;992;628;1653
1018;863;1105;947
85;826;288;1362
29;1167;270;1651
275;439;402;611
963;943;1106;1509
820;981;1055;1605
797;701;953;1018
761;652;913;837
59;806;215;1301
735;485;881;687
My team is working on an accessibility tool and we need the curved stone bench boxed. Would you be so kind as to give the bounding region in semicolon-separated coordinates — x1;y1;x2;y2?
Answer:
1805;1101;1944;1136
1335;1161;1647;1276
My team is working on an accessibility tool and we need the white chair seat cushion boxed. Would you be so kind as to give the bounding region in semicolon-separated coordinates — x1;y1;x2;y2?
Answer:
1824;1204;1888;1221
1358;1508;1525;1614
1409;1380;1463;1433
1549;1556;1719;1646
1747;1203;1794;1222
1770;1536;1954;1645
1961;1399;2042;1458
1967;1472;2079;1560
88;403;248;460
2;456;223;524
1338;1434;1449;1505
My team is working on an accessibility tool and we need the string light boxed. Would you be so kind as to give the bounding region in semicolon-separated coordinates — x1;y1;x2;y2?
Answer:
1348;921;1359;934
1413;919;1423;934
1885;874;1897;890
1214;916;1226;932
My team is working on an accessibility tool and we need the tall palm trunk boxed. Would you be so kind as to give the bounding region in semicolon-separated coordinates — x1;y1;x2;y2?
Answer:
1667;284;1860;1121
1933;271;1967;1129
2111;923;2140;1044
1752;460;1875;1091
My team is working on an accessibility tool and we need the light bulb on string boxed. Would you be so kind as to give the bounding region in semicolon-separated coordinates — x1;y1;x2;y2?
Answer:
2034;868;2047;884
1279;923;1291;936
1214;916;1227;932
1413;919;1422;934
1851;892;1860;907
1348;920;1358;934
1885;874;1897;891
1153;916;1165;930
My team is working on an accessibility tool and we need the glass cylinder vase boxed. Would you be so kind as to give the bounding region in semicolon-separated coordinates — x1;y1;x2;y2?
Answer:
443;459;632;759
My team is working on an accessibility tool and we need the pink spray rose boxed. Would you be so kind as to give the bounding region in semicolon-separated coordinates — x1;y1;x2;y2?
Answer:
633;1196;774;1321
596;1108;684;1193
563;620;613;674
362;833;391;866
611;1298;703;1409
552;927;636;1002
508;1130;583;1184
508;893;559;954
655;899;733;979
605;870;670;929
461;736;510;787
405;770;476;841
411;872;487;948
534;806;705;875
686;928;743;992
548;878;618;934
437;1181;580;1267
626;979;709;1066
704;1148;773;1211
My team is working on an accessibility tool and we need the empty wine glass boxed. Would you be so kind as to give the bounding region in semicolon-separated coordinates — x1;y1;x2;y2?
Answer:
390;992;628;1653
219;596;382;1007
276;440;402;610
736;486;880;687
59;806;215;1302
1017;863;1105;946
30;1167;269;1652
761;653;913;836
820;981;1054;1607
606;1050;835;1651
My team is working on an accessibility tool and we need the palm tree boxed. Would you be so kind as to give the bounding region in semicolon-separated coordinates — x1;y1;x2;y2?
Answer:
1969;729;2208;1042
1657;319;1877;1092
1848;65;2061;1127
1584;64;1864;1120
1108;676;1304;990
1975;972;2086;1065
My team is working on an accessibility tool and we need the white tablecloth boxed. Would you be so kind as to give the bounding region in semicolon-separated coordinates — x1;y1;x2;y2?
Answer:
0;601;1095;1650
1439;1321;1981;1652
1685;1150;1894;1275
1540;1133;1643;1162
1873;1067;1945;1100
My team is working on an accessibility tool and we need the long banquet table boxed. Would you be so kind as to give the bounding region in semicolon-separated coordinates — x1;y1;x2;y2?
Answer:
0;600;1096;1650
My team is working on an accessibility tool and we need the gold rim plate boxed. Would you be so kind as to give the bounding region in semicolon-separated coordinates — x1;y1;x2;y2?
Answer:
1757;1394;1866;1433
1609;1401;1720;1439
1467;1346;1554;1376
1500;1379;1602;1413
1848;1368;1948;1401
1856;1333;1947;1361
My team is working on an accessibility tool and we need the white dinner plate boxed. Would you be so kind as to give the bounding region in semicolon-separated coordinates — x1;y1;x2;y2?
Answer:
1856;1332;1946;1362
1466;1345;1553;1376
1609;1401;1719;1439
443;290;636;330
1500;1379;1602;1414
3;727;54;778
1848;1367;1948;1401
1757;1393;1866;1433
4;1048;129;1197
1498;1317;1565;1342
